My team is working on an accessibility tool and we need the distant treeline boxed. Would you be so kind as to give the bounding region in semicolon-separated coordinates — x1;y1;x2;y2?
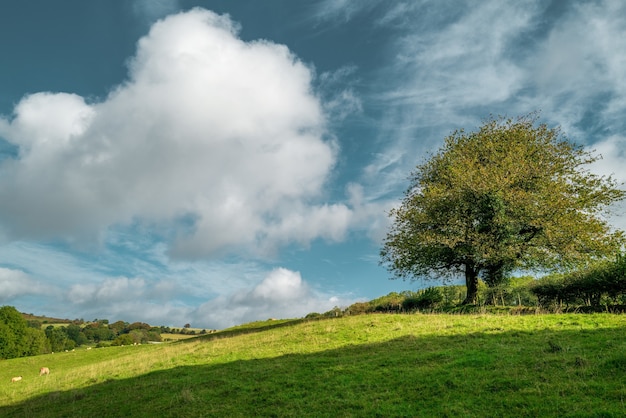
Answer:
0;308;212;360
43;319;163;351
0;308;165;359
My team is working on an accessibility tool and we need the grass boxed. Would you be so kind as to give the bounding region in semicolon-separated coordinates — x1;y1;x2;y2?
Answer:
161;333;200;341
1;313;626;417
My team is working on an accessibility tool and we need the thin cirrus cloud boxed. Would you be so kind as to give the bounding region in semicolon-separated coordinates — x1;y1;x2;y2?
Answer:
317;0;626;204
132;0;181;23
0;8;355;259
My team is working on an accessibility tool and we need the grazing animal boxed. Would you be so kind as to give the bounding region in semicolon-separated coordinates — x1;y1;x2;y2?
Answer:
39;367;50;376
11;376;22;382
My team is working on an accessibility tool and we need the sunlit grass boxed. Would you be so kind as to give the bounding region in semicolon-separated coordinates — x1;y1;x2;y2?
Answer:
161;333;198;341
1;313;625;417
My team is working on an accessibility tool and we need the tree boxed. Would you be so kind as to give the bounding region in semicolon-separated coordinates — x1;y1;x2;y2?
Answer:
381;114;625;304
112;333;134;346
83;322;115;343
66;324;88;346
24;327;51;355
0;306;49;358
45;326;73;352
0;306;27;358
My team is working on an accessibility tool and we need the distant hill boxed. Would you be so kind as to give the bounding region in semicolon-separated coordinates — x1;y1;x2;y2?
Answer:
20;312;75;324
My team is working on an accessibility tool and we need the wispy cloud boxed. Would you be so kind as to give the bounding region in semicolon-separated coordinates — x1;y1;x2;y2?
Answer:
312;0;382;23
132;0;181;24
316;0;626;212
318;66;363;123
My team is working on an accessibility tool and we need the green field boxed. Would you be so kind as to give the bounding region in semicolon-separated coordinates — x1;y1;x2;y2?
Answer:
1;313;625;417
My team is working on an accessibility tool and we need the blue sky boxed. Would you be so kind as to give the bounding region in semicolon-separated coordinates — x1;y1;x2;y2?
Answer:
1;1;625;329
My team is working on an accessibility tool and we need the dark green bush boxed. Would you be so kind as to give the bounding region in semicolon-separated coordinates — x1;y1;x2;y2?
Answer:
402;287;443;311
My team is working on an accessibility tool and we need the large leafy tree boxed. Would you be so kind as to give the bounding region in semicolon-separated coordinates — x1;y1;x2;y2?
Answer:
380;115;625;304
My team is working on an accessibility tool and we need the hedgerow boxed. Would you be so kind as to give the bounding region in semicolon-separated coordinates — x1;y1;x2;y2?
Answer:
530;255;626;309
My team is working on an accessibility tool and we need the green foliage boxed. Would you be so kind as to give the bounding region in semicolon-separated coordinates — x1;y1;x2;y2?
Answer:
66;324;85;345
109;320;127;334
112;334;135;346
45;327;75;352
531;254;626;309
481;276;538;306
342;281;540;318
381;114;625;304
0;306;26;358
369;292;404;312
0;306;49;359
322;306;343;317
82;322;115;343
507;276;538;306
1;311;166;359
402;287;444;311
440;285;466;306
27;319;42;329
343;282;539;317
23;327;51;355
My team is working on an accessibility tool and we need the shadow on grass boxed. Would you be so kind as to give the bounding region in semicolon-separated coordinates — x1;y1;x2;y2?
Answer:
2;326;626;418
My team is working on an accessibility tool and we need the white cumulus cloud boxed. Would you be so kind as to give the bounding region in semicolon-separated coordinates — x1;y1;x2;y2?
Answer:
0;8;353;258
192;267;353;328
0;267;53;303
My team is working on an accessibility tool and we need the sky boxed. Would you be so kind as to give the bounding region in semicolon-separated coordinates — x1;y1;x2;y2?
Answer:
0;0;625;329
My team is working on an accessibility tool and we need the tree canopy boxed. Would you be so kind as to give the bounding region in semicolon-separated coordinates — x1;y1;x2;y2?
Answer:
0;306;49;359
380;114;625;304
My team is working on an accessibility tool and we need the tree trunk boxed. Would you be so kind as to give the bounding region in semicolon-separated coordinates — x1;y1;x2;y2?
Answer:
462;263;479;305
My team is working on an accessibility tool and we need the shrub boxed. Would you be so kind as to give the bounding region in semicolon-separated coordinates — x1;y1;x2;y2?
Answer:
531;255;626;309
112;334;134;346
345;302;371;315
323;307;343;317
370;292;404;312
402;287;443;311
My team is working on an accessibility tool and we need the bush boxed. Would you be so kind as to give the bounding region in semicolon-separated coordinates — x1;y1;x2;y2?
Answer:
323;307;343;317
345;302;371;315
531;255;626;309
402;287;443;311
112;334;135;346
370;292;404;313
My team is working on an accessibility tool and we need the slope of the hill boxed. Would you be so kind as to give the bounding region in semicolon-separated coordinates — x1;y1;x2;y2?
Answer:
1;313;625;417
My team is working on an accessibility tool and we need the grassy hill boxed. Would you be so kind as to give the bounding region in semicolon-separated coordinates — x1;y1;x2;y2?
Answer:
20;312;74;325
1;313;625;417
